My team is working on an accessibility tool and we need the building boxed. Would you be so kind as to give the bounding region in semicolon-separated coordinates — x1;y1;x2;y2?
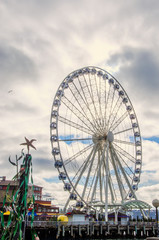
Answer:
108;211;129;225
66;209;89;224
0;176;42;208
0;176;59;217
34;200;59;217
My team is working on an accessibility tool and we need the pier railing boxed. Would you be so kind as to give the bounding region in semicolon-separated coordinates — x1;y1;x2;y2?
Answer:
1;220;158;239
25;220;157;228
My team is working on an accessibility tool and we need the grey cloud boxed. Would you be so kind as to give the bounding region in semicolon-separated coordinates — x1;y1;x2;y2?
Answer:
33;157;53;173
143;110;159;120
0;45;37;87
107;46;159;137
0;99;38;115
107;47;159;98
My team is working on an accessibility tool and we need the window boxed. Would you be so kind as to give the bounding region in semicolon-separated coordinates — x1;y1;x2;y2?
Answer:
38;207;42;212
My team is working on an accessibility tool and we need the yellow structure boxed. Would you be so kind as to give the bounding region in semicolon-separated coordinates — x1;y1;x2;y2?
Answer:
3;211;10;215
57;215;68;222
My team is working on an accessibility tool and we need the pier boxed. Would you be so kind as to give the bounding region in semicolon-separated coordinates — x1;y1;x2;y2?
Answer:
24;221;159;239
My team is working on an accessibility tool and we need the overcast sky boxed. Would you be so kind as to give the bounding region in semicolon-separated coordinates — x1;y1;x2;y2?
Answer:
0;0;159;208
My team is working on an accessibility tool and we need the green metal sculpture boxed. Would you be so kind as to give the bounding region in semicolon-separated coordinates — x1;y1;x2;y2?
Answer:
1;138;37;240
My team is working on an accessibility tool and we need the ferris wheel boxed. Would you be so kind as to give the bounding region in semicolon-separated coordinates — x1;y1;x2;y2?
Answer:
50;66;142;215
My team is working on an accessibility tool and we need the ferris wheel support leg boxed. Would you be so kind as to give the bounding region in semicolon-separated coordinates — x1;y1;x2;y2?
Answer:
105;142;109;222
111;146;147;219
81;145;98;199
108;172;116;203
102;148;116;207
111;145;137;198
109;147;125;202
90;144;107;205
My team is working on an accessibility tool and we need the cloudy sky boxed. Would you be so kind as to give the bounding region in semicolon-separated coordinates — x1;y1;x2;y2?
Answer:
0;0;159;209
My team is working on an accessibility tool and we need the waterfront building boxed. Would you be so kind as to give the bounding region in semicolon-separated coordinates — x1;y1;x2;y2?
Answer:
34;200;59;217
108;211;129;225
0;176;59;217
66;209;89;224
0;176;42;209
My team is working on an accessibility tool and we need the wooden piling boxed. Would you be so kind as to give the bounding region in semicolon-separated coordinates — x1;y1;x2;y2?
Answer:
79;225;82;237
118;224;121;235
71;225;73;237
100;224;103;235
87;224;89;235
62;225;65;237
56;224;61;239
127;224;130;235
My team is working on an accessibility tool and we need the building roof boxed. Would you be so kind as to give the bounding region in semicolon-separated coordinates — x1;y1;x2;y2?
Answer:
90;199;152;211
0;180;17;186
66;209;85;215
0;178;42;188
35;200;59;209
121;200;152;210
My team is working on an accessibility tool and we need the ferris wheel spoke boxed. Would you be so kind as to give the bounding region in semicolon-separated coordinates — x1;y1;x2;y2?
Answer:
108;100;123;130
77;78;99;127
63;146;95;210
106;88;116;130
94;75;104;130
104;78;107;131
110;111;129;132
71;146;95;184
112;142;136;164
69;146;96;197
114;127;133;135
106;95;120;130
58;115;95;135
114;139;135;146
111;145;137;200
109;147;125;201
114;150;134;177
64;143;94;166
59;137;92;142
61;95;96;133
71;81;102;133
81;145;98;200
99;76;105;129
67;87;98;133
105;83;113;131
84;74;101;126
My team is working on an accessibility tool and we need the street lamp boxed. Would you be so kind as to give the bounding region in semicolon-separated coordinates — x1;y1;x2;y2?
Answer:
152;199;159;236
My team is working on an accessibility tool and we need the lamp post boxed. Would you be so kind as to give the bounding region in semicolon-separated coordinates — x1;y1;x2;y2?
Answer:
152;199;159;237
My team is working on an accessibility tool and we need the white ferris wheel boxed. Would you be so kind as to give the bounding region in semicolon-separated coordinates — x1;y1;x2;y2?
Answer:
50;66;142;218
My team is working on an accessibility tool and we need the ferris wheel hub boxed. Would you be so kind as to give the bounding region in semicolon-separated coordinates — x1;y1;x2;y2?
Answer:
92;131;114;145
107;131;114;142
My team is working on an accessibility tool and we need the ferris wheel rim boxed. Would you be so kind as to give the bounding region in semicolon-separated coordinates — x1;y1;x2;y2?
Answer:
50;66;142;208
